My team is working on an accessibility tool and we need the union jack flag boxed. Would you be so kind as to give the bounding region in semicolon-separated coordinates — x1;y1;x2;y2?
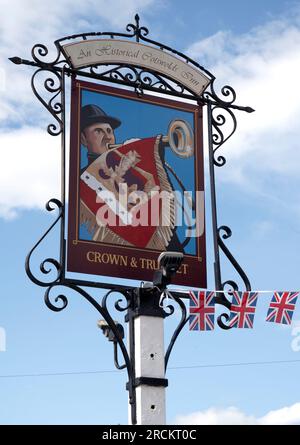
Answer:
266;291;299;325
189;291;215;331
228;291;258;328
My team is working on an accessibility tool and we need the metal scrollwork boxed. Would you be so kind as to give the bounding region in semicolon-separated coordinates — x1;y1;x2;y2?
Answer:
210;105;237;166
214;225;251;330
204;78;254;166
217;312;232;330
127;14;149;41
12;13;256;424
31;43;61;66
163;293;189;370
207;82;237;106
218;226;251;292
138;70;184;93
102;289;132;313
90;65;186;95
101;290;133;373
44;283;68;312
25;199;63;287
31;68;63;136
206;76;253;321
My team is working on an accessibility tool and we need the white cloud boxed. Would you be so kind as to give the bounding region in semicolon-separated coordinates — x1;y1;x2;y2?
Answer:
0;127;60;219
291;320;300;352
0;0;155;44
0;0;157;128
260;403;300;425
175;406;256;425
187;11;300;212
175;402;300;425
2;3;300;218
0;0;157;218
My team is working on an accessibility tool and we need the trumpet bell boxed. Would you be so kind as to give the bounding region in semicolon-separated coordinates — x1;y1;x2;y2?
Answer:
167;119;194;158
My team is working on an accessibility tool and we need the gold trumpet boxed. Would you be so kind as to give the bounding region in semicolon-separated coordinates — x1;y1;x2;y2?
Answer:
162;119;194;158
108;119;194;158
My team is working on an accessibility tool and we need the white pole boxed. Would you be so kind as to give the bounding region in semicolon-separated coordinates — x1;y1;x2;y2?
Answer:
128;313;167;425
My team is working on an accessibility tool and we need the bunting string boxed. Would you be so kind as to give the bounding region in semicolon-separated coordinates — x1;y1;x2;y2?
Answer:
167;289;300;331
170;288;284;294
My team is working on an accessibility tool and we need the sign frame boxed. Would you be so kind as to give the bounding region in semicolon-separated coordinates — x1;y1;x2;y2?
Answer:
12;14;254;426
67;80;207;288
12;12;254;301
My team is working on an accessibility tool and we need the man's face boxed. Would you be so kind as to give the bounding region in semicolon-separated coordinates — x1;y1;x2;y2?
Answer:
81;122;116;155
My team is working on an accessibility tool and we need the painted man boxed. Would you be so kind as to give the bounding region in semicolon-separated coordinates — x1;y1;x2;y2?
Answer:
80;104;121;168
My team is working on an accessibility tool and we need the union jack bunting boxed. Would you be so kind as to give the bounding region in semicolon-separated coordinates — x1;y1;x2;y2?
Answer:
189;291;215;331
228;291;259;329
266;291;299;325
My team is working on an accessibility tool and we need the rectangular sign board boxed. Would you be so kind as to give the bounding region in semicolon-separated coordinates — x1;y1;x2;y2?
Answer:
67;80;206;287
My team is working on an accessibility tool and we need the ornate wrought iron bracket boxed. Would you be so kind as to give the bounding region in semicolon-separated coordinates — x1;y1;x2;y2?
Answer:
205;87;254;328
11;13;255;423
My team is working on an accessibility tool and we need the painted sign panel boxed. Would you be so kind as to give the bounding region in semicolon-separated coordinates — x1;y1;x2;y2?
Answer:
62;40;210;96
67;80;206;287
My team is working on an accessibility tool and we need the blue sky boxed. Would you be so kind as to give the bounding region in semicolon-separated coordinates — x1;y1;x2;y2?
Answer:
1;0;300;425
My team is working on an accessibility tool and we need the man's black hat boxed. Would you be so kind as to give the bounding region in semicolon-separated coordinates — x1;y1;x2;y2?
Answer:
81;104;121;132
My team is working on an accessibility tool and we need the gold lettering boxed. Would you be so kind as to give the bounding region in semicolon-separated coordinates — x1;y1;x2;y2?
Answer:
87;251;128;266
120;255;128;267
147;259;155;270
87;251;95;262
182;263;189;274
101;253;109;264
95;252;101;263
140;258;147;269
139;258;157;270
109;254;128;266
177;263;189;275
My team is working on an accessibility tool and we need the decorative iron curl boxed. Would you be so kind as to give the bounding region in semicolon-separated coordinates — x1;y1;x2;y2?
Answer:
102;289;132;313
137;70;185;93
138;70;172;91
217;313;232;330
90;64;186;95
211;105;237;166
44;284;68;312
205;82;237;106
215;225;251;329
25;199;63;287
163;301;175;317
215;283;234;330
126;14;149;41
164;293;189;371
31;68;63;136
31;43;62;66
101;289;133;372
218;226;251;292
90;65;139;83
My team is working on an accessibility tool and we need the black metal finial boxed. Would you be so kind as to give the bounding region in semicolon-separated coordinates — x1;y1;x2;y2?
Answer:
8;57;22;65
134;14;140;42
